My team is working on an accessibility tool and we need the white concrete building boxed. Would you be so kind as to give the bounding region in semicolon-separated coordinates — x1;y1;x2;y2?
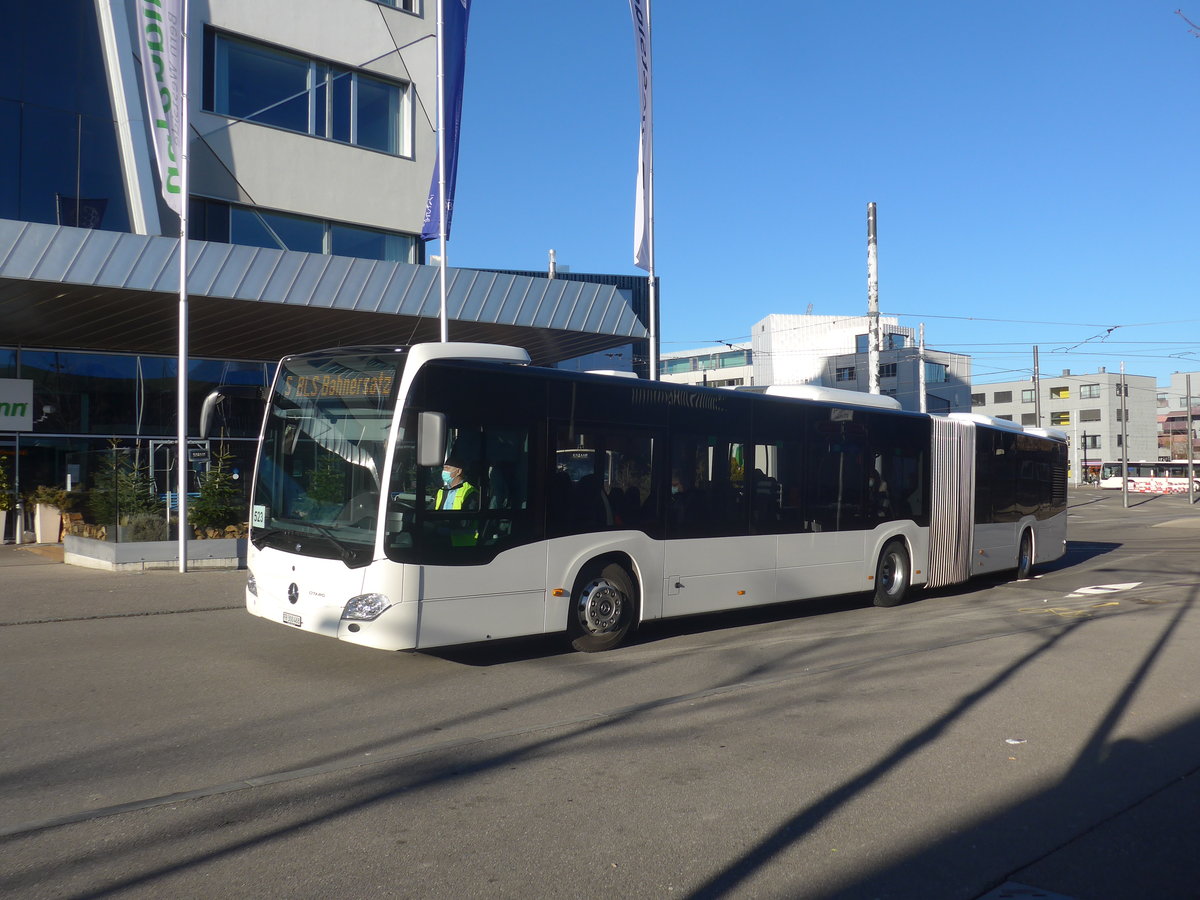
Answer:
750;314;971;413
751;314;915;386
659;344;753;387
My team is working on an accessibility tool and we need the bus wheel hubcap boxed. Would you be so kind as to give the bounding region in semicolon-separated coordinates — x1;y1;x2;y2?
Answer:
883;554;905;594
579;579;623;634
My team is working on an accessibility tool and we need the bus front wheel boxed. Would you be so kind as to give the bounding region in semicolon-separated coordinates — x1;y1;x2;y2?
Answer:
873;540;911;608
1016;530;1034;580
569;563;635;653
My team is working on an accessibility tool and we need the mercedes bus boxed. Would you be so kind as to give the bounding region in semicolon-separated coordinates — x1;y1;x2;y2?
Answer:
232;342;1068;653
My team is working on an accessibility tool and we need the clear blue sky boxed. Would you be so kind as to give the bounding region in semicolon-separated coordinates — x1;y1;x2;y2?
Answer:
446;1;1198;386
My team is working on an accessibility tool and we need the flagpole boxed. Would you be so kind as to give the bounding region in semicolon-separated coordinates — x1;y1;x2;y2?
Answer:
646;0;658;381
436;0;448;342
177;0;190;572
629;0;657;380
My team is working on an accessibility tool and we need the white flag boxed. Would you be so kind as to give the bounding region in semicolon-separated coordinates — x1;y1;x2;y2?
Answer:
135;0;185;215
629;0;653;271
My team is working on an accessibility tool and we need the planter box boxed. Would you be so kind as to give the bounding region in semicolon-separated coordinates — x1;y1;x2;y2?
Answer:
34;503;61;543
64;534;247;571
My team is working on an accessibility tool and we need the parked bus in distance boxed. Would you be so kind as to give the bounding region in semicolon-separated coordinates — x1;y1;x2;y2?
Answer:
1097;460;1199;493
233;343;1068;653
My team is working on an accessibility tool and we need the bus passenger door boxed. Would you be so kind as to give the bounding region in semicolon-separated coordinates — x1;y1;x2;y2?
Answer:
663;437;775;617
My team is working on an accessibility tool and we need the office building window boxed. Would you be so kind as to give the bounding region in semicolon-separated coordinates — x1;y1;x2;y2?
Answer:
1021;413;1037;425
878;363;897;379
835;366;856;382
191;198;417;263
855;333;908;353
924;363;947;384
1080;409;1101;422
1082;435;1101;450
993;391;1012;404
206;31;410;156
1051;411;1070;426
1081;384;1100;399
971;393;985;406
1021;389;1035;403
372;0;418;10
1050;386;1069;399
997;415;1013;421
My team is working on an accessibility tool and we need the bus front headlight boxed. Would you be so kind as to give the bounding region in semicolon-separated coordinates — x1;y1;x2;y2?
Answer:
342;593;391;621
246;571;258;597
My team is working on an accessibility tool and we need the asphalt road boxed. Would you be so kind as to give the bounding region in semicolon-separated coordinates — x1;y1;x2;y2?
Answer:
2;487;1199;899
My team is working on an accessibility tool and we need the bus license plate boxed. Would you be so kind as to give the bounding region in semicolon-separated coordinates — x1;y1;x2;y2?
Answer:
282;612;302;628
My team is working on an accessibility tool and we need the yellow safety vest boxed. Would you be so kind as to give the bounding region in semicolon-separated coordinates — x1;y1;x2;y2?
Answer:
435;482;477;511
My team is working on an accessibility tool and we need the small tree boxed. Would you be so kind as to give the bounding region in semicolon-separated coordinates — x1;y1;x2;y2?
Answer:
191;444;244;529
87;440;159;527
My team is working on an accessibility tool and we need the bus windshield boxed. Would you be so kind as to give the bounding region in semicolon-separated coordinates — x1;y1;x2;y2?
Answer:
251;351;402;565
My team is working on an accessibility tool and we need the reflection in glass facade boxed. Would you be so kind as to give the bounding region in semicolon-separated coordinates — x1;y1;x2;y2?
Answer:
192;198;417;263
0;347;272;537
0;2;131;231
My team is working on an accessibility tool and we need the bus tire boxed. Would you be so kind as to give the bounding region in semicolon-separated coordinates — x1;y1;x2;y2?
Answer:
569;562;636;653
873;540;911;608
1016;529;1034;580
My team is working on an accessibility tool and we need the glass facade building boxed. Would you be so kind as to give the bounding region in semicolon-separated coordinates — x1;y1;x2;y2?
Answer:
0;1;648;543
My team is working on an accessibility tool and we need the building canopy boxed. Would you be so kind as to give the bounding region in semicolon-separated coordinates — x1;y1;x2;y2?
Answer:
0;220;647;365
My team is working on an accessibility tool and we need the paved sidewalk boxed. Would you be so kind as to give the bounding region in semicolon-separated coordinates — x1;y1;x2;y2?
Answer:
0;542;64;567
0;541;244;623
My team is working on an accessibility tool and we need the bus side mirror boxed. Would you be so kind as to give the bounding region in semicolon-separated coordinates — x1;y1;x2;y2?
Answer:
417;412;447;468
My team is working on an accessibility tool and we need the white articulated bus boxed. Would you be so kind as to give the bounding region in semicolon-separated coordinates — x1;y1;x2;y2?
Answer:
235;343;1067;653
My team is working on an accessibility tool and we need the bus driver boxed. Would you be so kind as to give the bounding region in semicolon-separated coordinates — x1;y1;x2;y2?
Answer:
435;453;479;511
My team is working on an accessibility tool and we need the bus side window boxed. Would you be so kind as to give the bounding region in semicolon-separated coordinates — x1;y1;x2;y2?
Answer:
552;426;655;536
668;433;749;538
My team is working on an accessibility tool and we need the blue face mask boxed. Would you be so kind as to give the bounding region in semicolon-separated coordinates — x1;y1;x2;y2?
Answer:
441;469;454;487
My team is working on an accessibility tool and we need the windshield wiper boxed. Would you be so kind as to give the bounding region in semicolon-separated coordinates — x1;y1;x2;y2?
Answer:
273;518;363;562
249;526;290;548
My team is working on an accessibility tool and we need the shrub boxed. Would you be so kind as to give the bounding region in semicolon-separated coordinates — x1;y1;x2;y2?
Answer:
0;455;12;512
30;484;73;510
124;512;168;542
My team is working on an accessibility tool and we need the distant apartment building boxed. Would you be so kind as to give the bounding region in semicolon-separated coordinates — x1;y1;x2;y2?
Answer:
1156;370;1200;458
971;368;1158;480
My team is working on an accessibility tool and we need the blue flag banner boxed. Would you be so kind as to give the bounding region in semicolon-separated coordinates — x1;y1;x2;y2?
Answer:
421;0;472;242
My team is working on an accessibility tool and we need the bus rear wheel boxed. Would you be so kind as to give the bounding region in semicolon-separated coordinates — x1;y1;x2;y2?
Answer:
569;563;635;653
873;540;911;608
1016;530;1034;580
